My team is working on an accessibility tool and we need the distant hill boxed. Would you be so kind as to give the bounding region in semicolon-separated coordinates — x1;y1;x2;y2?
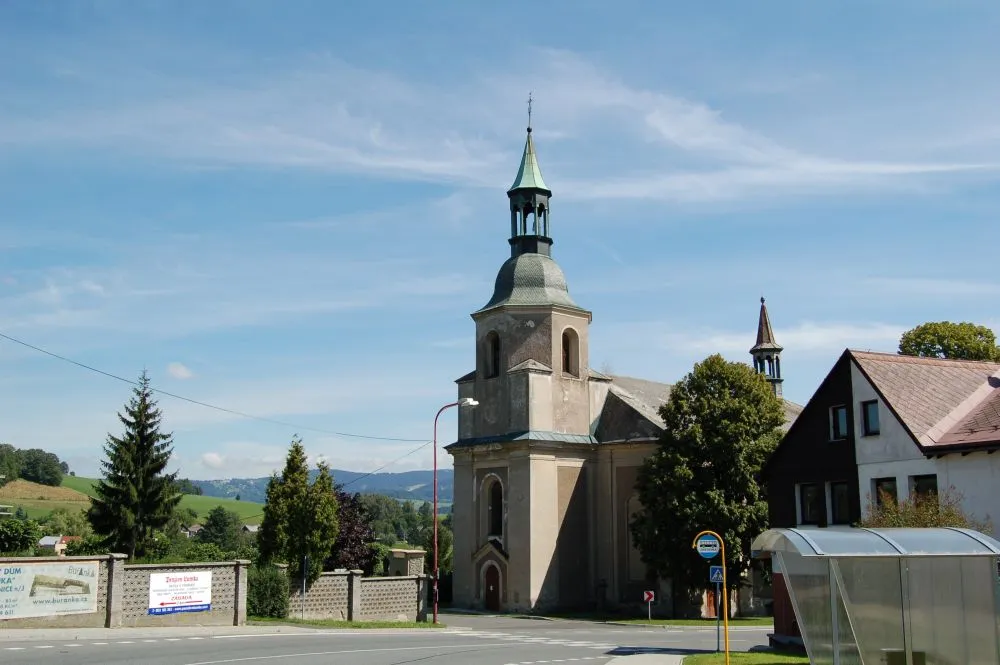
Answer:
194;468;454;505
59;477;266;524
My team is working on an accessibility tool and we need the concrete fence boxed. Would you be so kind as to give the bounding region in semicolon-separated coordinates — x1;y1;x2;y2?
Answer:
0;554;248;628
1;554;428;628
283;566;430;622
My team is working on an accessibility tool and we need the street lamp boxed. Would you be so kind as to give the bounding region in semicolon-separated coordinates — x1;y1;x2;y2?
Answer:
433;397;478;624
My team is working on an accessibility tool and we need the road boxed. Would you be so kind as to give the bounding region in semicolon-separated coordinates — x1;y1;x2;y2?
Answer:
0;615;772;665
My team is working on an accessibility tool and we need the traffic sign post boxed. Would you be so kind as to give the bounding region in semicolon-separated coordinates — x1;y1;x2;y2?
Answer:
643;590;655;621
693;531;730;665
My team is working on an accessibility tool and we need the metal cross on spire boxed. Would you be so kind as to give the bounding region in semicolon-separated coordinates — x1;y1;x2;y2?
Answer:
527;91;533;131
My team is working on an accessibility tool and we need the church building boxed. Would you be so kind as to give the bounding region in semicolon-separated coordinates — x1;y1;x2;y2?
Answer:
446;121;802;613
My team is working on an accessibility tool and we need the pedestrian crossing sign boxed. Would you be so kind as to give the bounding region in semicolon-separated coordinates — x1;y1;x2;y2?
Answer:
710;565;724;584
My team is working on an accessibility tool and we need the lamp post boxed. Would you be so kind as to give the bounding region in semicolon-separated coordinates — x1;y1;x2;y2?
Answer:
433;397;478;624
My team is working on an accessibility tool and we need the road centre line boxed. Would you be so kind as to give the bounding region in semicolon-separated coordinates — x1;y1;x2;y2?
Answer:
180;642;511;665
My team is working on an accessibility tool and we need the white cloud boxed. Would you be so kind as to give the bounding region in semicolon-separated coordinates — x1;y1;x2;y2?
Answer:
167;362;194;380
674;322;905;356
200;452;225;469
1;48;996;204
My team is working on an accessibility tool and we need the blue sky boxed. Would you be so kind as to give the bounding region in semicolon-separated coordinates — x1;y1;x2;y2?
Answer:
2;1;1000;480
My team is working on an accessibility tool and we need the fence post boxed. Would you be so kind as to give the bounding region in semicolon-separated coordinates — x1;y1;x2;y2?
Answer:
234;560;250;626
105;553;128;628
348;570;363;622
417;575;430;622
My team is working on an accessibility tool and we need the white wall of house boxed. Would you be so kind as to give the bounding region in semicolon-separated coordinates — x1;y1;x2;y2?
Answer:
851;362;936;514
937;453;1000;537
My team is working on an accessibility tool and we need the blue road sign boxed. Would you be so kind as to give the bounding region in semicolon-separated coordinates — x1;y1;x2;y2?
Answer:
710;565;724;584
696;533;721;559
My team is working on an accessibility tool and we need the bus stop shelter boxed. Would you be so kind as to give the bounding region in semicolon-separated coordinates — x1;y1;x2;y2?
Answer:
752;527;1000;665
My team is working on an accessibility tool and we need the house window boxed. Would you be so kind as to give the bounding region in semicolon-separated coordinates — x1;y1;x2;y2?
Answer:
484;332;501;379
488;479;504;537
829;481;851;525
830;405;849;440
798;483;822;525
873;477;897;506
910;474;938;498
561;328;580;377
862;400;880;436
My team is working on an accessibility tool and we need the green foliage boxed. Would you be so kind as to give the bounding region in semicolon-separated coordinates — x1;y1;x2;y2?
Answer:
258;437;340;585
860;486;993;532
184;541;227;562
359;493;424;545
14;506;28;520
247;564;290;618
174;478;203;495
39;507;93;537
199;506;245;552
18;448;64;486
0;444;20;486
0;518;41;554
0;443;68;487
899;321;1000;361
631;354;785;615
66;534;109;556
87;371;183;560
369;542;392;575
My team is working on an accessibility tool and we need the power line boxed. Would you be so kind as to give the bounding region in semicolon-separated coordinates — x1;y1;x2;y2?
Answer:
240;438;439;521
0;330;428;443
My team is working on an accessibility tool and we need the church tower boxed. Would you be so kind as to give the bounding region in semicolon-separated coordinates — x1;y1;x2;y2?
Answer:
448;110;596;613
751;297;783;397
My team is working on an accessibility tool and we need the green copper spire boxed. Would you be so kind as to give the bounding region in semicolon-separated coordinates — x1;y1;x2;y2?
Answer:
508;128;550;193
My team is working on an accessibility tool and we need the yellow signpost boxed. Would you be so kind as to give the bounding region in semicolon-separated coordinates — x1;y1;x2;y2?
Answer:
692;530;730;665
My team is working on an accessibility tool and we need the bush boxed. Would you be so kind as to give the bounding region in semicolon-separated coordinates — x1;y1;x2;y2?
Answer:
248;564;289;619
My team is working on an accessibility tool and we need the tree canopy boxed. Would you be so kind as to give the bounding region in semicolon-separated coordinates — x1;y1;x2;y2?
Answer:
0;519;41;554
325;486;379;574
631;354;786;615
87;371;182;560
198;506;245;552
899;321;1000;362
257;437;340;584
0;443;68;487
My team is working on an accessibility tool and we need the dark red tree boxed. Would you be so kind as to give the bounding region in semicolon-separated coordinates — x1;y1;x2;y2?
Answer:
325;486;378;575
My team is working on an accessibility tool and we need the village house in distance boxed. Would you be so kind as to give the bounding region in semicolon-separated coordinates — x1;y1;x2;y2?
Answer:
445;121;803;613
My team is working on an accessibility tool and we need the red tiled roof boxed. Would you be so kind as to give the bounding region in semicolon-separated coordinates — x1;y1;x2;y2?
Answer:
850;350;1000;451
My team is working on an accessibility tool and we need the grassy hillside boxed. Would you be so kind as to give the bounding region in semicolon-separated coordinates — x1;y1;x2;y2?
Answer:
57;476;265;524
0;479;92;520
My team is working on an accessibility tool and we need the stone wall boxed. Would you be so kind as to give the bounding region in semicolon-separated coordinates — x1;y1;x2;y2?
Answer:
284;568;429;622
0;554;248;629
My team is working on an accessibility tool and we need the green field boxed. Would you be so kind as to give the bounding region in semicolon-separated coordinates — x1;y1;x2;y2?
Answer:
61;476;265;524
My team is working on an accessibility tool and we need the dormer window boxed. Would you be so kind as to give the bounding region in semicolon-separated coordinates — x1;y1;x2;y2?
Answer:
561;328;579;377
484;332;501;379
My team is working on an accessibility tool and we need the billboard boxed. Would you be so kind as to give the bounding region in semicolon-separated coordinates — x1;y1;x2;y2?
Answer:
148;571;212;615
0;561;99;619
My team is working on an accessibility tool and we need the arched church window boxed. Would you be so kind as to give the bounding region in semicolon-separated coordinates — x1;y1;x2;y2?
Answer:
488;479;503;537
484;331;501;379
562;328;579;377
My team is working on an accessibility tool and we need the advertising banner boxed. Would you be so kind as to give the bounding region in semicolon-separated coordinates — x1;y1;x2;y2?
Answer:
148;571;212;615
0;561;100;619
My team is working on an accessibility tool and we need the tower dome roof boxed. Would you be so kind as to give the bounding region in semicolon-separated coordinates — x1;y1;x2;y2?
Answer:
476;252;584;313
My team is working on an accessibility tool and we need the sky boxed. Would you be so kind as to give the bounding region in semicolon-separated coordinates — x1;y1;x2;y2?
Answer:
2;1;1000;481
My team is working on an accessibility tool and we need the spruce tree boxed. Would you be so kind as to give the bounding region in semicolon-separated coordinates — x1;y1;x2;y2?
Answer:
88;371;182;560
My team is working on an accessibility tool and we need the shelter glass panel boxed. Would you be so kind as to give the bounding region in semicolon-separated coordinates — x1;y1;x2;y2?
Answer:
832;572;862;665
836;558;905;664
906;556;1000;665
780;552;833;665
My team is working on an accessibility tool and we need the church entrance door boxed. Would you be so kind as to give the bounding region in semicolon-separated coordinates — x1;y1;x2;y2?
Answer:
484;565;500;611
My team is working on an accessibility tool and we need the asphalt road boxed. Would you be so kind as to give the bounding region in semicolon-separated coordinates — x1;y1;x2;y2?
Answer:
0;615;772;665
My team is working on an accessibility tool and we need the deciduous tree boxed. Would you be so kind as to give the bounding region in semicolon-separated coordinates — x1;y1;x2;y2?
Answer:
861;486;992;532
899;321;1000;361
631;354;785;616
326;486;378;574
0;518;41;554
87;371;182;560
